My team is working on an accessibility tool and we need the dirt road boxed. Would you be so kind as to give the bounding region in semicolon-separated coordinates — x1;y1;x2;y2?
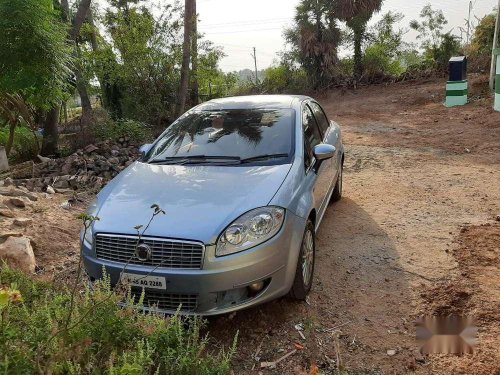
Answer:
209;75;500;374
12;75;499;374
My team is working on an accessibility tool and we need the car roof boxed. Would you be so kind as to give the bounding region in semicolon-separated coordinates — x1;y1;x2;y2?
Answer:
195;95;311;111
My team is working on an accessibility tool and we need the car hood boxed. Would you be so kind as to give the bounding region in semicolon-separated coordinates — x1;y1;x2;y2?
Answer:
92;161;292;244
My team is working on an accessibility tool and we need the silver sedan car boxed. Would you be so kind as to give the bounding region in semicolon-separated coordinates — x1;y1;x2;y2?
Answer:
81;95;344;315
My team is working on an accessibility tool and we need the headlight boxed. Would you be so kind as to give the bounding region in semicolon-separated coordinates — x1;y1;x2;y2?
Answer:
82;226;94;245
216;206;285;257
81;198;98;246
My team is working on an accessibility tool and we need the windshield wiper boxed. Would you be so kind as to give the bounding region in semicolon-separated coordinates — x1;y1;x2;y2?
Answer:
148;155;241;165
239;153;289;164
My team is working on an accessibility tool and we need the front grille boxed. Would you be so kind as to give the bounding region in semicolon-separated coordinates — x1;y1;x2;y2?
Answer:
130;288;198;312
95;234;204;269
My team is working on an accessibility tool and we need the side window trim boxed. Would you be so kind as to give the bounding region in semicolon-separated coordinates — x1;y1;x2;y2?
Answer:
302;103;322;174
308;101;330;140
306;103;324;140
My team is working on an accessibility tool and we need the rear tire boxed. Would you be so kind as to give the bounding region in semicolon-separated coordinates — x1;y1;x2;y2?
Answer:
330;163;343;203
289;220;315;300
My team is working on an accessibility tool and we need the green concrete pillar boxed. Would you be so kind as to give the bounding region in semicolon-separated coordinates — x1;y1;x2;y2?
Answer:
494;48;500;112
446;80;468;107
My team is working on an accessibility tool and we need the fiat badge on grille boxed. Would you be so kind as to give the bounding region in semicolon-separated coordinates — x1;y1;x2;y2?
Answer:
135;243;152;261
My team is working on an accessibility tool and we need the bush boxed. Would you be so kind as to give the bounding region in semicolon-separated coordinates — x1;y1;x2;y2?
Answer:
258;65;308;94
363;44;405;80
0;266;236;374
93;119;153;144
0;124;39;162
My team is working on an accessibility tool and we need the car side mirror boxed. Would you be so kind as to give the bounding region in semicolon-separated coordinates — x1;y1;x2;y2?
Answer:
313;144;336;172
139;143;153;160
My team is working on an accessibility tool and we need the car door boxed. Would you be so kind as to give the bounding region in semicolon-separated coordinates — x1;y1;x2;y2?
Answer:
302;103;331;221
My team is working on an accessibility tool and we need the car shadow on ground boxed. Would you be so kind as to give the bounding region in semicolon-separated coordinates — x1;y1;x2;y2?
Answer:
206;197;415;373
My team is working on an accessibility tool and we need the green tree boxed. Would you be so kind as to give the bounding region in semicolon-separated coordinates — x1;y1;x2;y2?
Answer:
285;0;341;89
102;2;183;125
0;0;71;156
410;4;448;51
410;4;461;71
0;0;71;110
362;11;413;78
470;12;499;54
336;0;383;79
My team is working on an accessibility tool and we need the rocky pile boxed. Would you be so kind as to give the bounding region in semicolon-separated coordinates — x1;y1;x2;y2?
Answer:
6;140;140;192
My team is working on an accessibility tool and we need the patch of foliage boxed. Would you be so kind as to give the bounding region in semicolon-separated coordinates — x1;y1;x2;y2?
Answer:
0;266;236;374
466;11;499;71
0;0;71;109
410;4;462;72
261;64;309;94
94;119;153;144
0;125;39;162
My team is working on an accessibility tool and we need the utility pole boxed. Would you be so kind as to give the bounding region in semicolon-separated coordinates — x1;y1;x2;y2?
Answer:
251;47;258;85
490;1;500;90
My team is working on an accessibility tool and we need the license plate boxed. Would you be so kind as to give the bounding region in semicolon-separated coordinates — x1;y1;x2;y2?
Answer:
120;273;167;290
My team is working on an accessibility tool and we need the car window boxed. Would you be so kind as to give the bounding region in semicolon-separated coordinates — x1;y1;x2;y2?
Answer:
302;105;322;170
309;102;329;136
147;109;295;164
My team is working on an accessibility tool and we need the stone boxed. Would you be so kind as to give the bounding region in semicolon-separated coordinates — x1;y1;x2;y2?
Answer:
3;177;14;187
53;179;69;189
9;197;28;208
0;208;15;218
85;144;99;153
0;187;38;201
46;186;55;194
13;218;33;227
0;233;22;239
496;215;500;222
0;236;36;273
387;349;397;356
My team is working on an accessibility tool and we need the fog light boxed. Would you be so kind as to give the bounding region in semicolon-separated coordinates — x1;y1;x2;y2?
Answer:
248;281;265;293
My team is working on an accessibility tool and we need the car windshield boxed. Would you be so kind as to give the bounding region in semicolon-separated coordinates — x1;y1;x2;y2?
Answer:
146;108;295;165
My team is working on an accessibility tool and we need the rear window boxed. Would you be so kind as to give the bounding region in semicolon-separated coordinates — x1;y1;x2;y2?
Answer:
147;108;295;162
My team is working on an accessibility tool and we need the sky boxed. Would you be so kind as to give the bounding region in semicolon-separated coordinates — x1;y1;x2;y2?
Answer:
195;0;499;72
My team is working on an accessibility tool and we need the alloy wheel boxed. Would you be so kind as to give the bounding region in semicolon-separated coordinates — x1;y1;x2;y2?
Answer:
302;229;314;287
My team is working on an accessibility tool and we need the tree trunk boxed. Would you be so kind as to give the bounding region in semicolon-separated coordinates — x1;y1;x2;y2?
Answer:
75;68;92;115
87;8;99;52
353;27;363;80
63;101;68;124
40;107;60;157
190;0;199;106
177;0;193;117
60;0;70;22
75;43;92;116
70;0;92;40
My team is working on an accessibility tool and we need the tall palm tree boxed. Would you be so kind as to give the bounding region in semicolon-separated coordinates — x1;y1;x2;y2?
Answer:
286;0;341;89
335;0;383;80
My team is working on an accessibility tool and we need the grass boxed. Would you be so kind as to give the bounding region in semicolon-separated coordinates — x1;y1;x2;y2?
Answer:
0;266;236;374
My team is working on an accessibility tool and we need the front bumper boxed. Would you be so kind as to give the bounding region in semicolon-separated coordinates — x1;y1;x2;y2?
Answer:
82;212;306;315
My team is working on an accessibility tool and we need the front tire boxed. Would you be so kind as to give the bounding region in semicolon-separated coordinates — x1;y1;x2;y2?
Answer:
289;220;315;300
